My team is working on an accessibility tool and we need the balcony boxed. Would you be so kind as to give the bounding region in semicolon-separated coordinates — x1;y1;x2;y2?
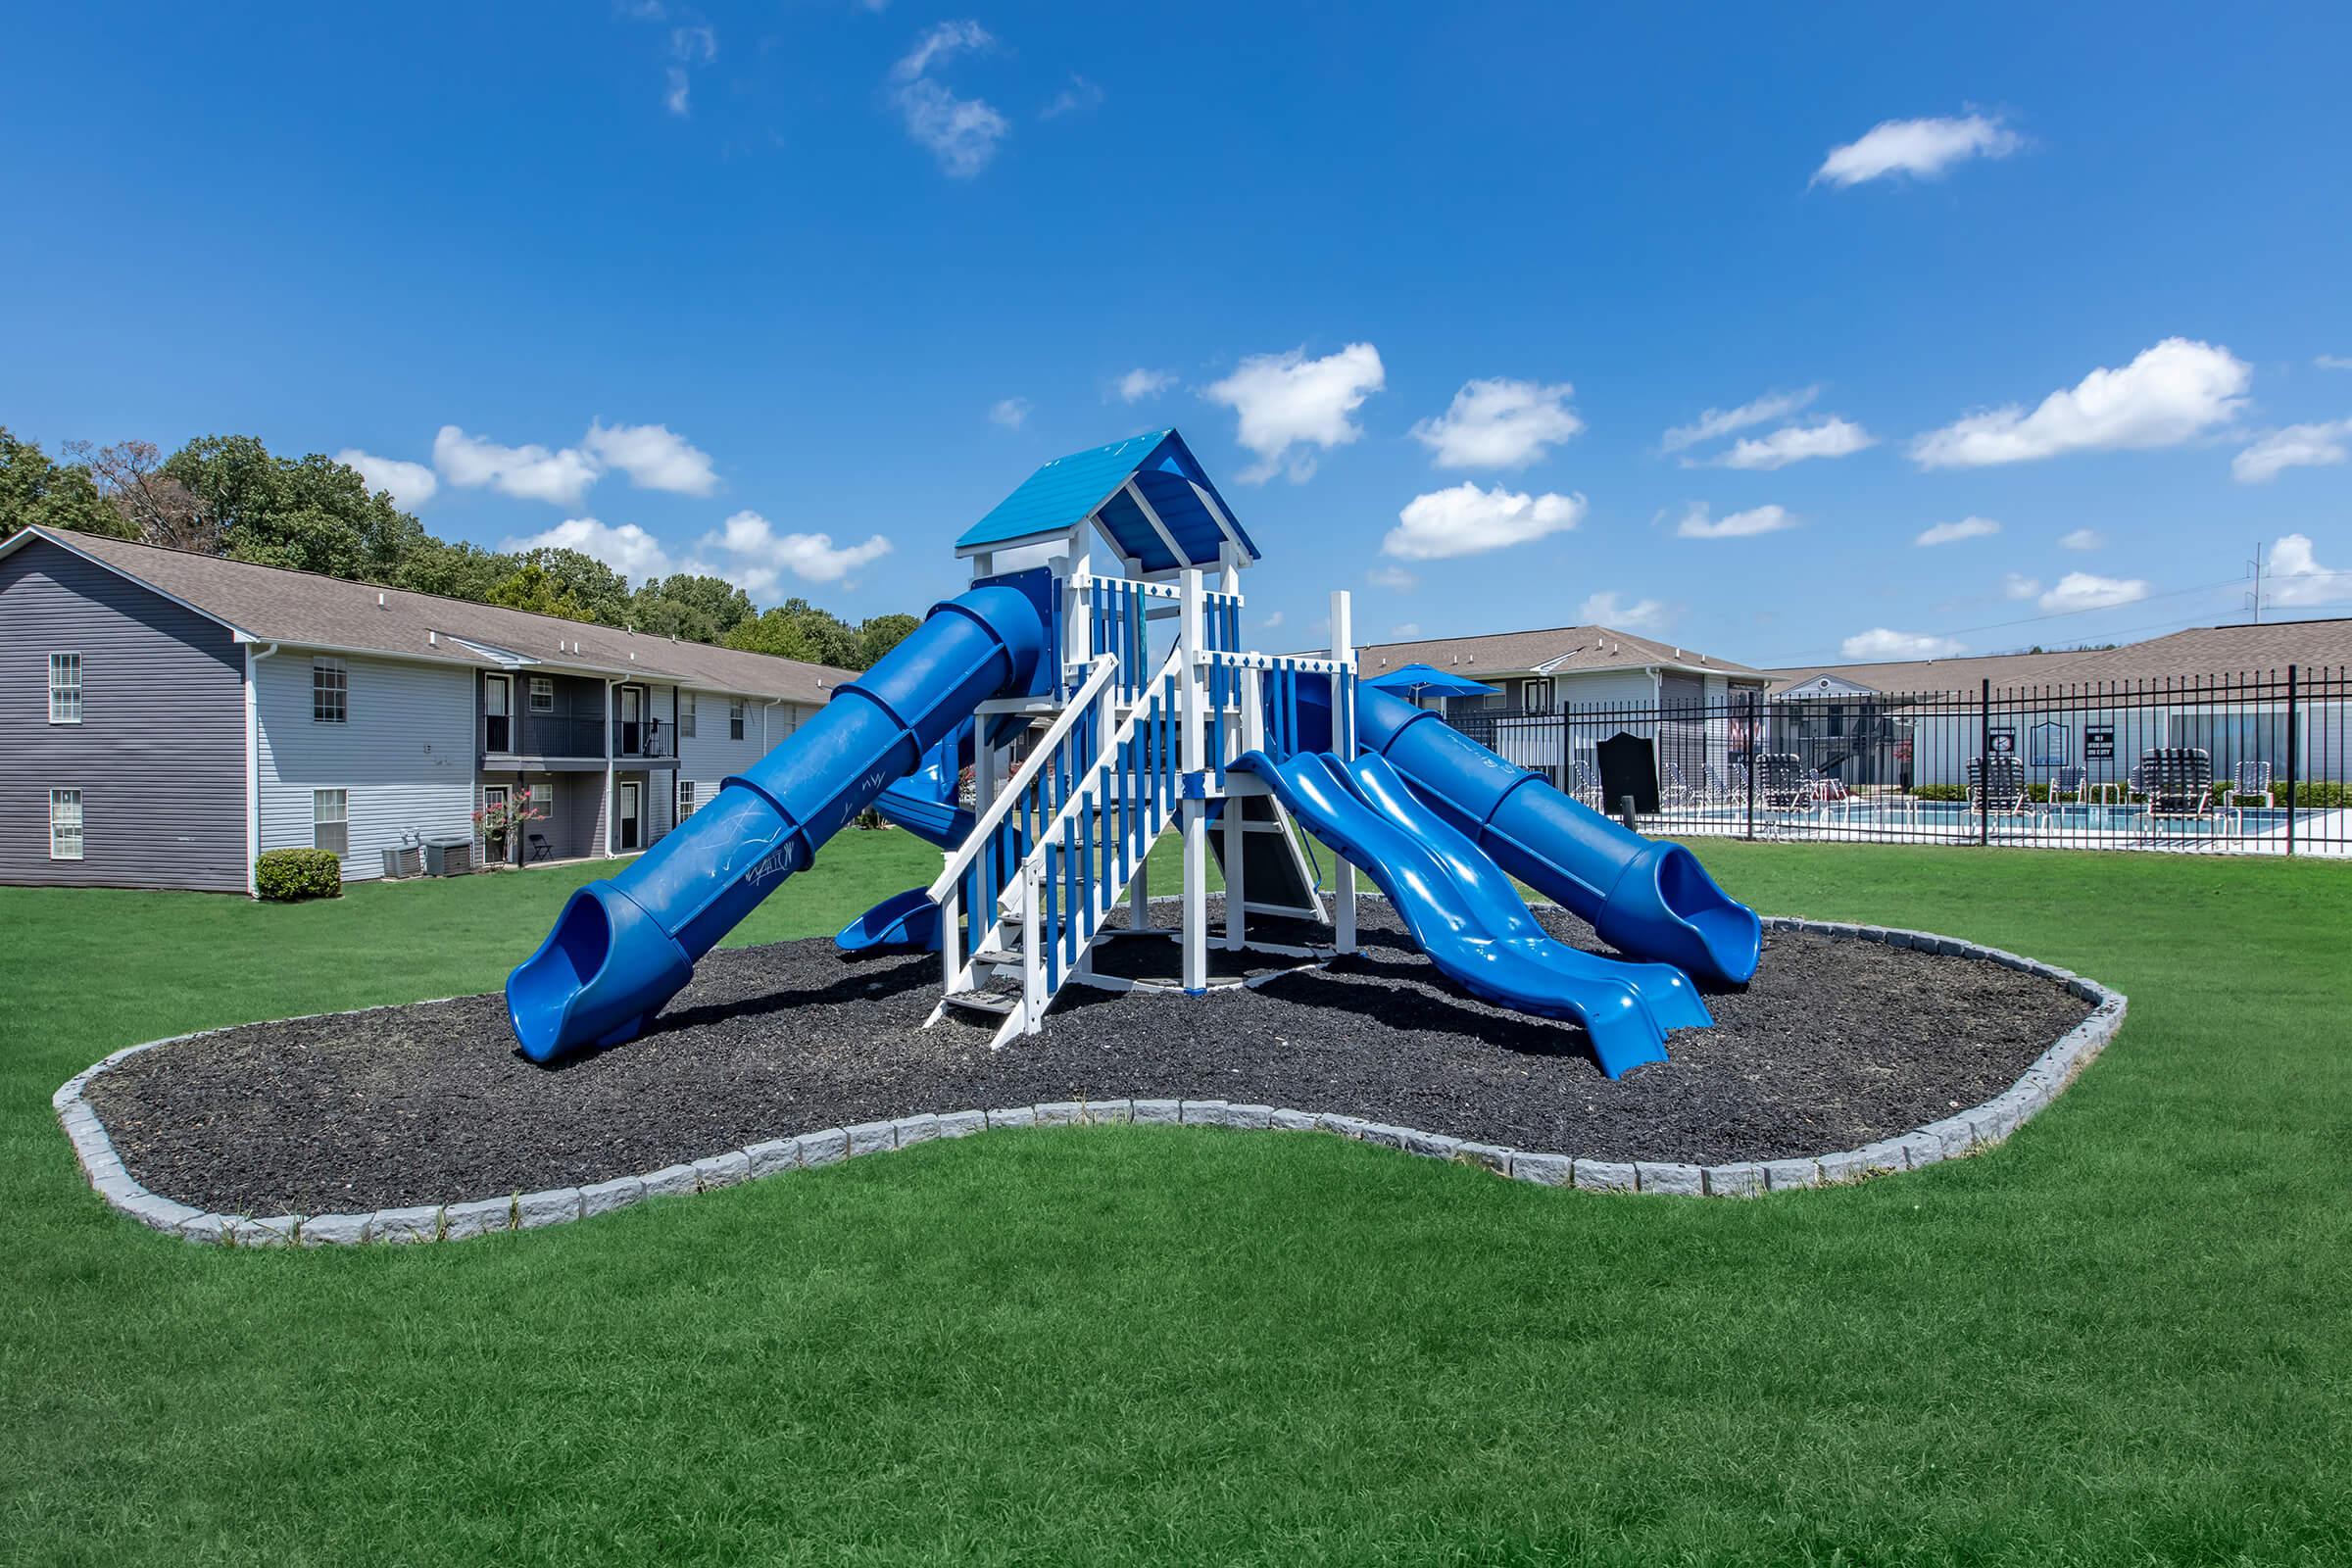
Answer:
482;711;673;763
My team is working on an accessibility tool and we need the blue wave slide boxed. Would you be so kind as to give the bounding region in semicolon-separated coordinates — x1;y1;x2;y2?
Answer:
1230;750;1709;1078
505;583;1049;1061
1350;683;1761;985
834;712;1035;954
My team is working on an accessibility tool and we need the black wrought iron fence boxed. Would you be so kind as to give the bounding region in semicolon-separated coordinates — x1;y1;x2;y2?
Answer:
1442;665;2350;857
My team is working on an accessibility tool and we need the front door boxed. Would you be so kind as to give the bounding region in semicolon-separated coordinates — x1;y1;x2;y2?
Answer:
482;785;512;864
619;687;643;756
617;781;641;851
484;675;513;753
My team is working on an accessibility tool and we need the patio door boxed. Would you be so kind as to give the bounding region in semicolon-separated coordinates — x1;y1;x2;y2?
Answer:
484;675;513;753
482;785;512;864
618;687;643;756
617;780;641;851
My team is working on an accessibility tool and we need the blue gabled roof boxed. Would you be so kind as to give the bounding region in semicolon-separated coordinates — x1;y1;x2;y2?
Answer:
956;428;1260;572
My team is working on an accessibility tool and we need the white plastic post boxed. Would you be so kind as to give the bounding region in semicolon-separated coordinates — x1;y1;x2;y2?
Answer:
1330;588;1356;955
1179;567;1208;992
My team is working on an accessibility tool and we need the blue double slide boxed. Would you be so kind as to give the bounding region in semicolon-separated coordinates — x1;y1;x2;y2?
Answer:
507;584;1759;1074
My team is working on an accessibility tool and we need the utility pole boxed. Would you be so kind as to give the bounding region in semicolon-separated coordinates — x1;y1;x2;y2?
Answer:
2246;541;2268;623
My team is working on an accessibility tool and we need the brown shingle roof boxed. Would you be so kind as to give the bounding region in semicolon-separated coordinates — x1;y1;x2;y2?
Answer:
19;527;857;704
1352;623;1764;681
1766;617;2352;695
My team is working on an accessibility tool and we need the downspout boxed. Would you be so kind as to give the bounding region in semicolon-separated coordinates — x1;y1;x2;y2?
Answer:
603;677;616;858
243;642;280;896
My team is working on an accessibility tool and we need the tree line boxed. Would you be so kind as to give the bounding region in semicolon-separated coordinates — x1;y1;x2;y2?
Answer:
0;427;920;670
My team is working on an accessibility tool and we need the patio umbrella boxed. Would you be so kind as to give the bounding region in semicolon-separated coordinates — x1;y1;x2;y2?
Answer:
1363;662;1500;701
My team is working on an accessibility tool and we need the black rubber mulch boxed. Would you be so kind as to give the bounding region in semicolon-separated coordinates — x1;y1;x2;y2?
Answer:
86;899;2091;1216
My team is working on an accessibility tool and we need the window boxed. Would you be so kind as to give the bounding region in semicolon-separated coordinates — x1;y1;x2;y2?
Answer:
313;658;348;723
679;693;696;739
313;788;349;858
48;653;83;724
49;789;83;860
1518;678;1553;711
678;779;698;817
528;676;554;712
728;699;745;741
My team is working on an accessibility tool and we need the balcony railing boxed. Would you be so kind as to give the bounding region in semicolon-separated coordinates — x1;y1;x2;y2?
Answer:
482;712;673;759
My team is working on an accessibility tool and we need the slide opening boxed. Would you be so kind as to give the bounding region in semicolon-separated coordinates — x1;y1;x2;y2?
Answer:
507;893;612;1060
1653;846;1762;982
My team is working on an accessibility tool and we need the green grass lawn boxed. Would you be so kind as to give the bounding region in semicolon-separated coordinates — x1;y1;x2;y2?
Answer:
5;838;2348;1565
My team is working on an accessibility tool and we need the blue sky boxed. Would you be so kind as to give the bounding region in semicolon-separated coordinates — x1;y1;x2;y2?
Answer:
5;1;2349;668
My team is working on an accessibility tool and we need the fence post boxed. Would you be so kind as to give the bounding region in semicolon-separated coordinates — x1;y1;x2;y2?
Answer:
1979;678;1992;847
1742;691;1757;842
2285;663;2299;858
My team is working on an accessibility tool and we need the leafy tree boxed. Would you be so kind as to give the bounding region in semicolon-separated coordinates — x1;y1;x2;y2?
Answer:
159;435;425;579
389;536;519;603
509;547;633;626
485;562;597;622
723;596;860;667
631;572;755;643
0;428;135;542
63;438;213;549
855;612;921;669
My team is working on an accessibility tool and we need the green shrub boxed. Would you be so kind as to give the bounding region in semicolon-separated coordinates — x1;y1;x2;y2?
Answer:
255;848;344;902
1910;784;1965;802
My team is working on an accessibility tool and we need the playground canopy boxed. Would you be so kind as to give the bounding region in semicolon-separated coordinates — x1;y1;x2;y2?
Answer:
954;428;1260;574
1364;663;1499;701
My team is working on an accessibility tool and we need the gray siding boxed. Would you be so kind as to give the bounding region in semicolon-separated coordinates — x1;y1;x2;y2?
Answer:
0;539;246;891
257;650;476;881
674;689;812;806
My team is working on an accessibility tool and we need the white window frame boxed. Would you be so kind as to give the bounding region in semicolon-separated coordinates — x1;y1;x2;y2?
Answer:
313;658;348;724
528;675;554;712
678;779;698;817
49;788;84;860
728;699;746;741
313;787;349;858
680;692;696;739
49;653;83;725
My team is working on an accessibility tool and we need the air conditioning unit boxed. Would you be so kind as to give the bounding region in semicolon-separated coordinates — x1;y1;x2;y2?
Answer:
422;836;475;876
379;845;423;880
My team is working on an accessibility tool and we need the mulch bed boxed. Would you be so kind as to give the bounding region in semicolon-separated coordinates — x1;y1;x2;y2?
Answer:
86;899;2091;1216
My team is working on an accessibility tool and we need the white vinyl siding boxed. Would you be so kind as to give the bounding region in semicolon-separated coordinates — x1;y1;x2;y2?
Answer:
313;657;348;723
672;690;808;816
257;651;475;881
313;788;349;857
49;788;84;859
49;652;82;723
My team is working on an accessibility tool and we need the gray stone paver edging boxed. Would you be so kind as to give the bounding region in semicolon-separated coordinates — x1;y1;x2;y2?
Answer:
53;917;2126;1246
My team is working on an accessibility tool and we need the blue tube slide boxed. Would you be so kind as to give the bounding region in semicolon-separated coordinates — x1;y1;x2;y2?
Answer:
505;585;1048;1061
1351;684;1761;985
1231;750;1707;1078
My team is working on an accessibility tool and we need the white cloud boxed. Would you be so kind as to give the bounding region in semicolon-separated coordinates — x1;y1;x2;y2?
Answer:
664;68;691;116
1409;377;1583;469
2317;356;2352;370
1841;627;1966;660
2001;572;2042;601
2271;533;2350;607
1674;502;1796;540
1390;622;1422;638
1041;74;1103;119
1813;113;2023;188
583;418;718;496
505;517;674;578
334;448;437;511
698;509;893;589
1383;483;1584;561
1708;416;1875;470
2232;418;2352;483
2060;528;2104;551
661;23;715;116
2038;571;2148;612
989;397;1031;429
1915;515;2001;547
1111;368;1175;404
1911;338;2251;468
1660;387;1818;454
433;425;601;507
890;21;1006;176
1258;610;1285;629
1203;342;1385;483
1365;564;1416;591
1577;591;1671;632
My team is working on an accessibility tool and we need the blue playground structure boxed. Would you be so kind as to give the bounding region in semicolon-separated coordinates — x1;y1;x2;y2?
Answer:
506;428;1761;1075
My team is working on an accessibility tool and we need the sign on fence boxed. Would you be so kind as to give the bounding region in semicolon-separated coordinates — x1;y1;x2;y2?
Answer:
2085;725;2115;760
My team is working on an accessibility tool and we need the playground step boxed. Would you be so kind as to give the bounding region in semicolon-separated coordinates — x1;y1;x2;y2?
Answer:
972;947;1025;966
943;990;1018;1017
